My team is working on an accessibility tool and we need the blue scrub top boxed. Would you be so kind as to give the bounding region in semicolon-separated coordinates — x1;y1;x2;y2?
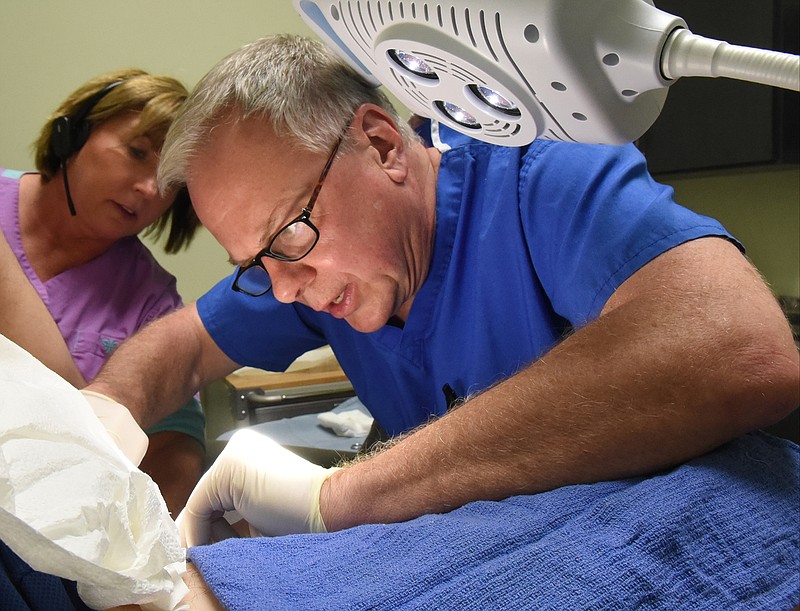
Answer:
197;127;736;436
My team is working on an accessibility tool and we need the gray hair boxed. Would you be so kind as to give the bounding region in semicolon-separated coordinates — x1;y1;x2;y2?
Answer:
158;34;415;193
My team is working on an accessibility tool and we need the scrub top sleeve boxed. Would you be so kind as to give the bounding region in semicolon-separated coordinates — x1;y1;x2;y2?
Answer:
519;143;738;326
137;275;182;329
196;272;327;372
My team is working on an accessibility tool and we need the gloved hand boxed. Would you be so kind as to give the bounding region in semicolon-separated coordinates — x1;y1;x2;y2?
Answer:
80;390;149;467
177;428;338;547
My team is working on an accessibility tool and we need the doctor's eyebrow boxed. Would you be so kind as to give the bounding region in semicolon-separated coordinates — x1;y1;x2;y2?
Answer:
225;183;313;268
227;218;279;268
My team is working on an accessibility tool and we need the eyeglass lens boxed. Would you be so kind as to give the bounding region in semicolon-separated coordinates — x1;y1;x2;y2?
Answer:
270;218;318;259
235;264;271;296
233;134;343;296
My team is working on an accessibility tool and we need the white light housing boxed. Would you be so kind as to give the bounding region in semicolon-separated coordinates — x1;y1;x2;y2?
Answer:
294;0;799;147
294;0;684;146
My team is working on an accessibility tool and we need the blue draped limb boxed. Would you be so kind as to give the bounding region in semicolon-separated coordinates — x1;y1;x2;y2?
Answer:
189;432;800;611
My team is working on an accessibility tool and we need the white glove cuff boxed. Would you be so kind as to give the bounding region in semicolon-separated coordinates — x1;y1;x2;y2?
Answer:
181;429;340;542
81;390;149;466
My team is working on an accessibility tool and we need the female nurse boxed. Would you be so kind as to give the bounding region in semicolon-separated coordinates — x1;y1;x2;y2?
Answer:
0;69;205;514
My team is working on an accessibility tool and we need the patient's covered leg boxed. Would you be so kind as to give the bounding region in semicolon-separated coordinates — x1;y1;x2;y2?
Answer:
188;432;799;610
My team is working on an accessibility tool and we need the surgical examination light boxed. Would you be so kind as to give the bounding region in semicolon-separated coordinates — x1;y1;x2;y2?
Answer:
293;0;800;146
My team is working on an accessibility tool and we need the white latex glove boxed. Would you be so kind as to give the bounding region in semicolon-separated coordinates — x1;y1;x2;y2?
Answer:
177;428;338;547
80;390;149;467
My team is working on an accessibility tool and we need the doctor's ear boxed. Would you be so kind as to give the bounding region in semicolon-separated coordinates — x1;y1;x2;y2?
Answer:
350;104;407;182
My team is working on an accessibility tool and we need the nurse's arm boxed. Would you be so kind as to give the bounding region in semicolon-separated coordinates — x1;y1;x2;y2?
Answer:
87;303;238;430
320;237;799;529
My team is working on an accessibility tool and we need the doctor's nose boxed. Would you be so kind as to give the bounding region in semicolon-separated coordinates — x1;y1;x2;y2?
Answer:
266;260;315;304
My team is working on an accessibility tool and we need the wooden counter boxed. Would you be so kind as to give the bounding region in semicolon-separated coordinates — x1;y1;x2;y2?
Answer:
223;349;349;391
224;366;350;392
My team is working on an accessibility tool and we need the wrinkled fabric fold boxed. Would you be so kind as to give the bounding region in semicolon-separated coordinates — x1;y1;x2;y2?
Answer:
190;431;799;610
0;335;187;610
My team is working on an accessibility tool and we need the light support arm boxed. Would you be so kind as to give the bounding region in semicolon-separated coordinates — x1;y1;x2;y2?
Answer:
661;28;800;91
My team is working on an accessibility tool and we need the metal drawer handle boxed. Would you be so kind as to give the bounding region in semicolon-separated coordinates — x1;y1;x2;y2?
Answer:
244;383;353;405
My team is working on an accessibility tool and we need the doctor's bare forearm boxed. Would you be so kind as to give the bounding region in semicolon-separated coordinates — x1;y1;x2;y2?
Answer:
319;238;800;530
88;303;238;429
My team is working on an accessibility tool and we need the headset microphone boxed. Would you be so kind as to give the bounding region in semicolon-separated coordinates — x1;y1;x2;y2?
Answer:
50;80;124;216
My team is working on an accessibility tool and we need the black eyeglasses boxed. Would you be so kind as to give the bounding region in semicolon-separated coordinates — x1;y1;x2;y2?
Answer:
232;136;343;297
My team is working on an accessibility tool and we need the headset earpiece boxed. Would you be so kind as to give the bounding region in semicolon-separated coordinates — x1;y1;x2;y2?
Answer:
51;115;74;162
50;80;124;163
50;79;124;216
71;116;94;152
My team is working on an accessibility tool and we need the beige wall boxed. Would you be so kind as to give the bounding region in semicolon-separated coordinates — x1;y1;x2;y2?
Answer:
0;0;315;301
661;165;799;298
2;2;797;302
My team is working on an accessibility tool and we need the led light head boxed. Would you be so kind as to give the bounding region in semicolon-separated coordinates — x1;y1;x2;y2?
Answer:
388;49;439;82
468;85;521;118
435;101;480;129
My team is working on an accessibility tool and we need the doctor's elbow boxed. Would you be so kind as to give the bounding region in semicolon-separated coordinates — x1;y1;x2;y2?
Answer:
732;321;800;430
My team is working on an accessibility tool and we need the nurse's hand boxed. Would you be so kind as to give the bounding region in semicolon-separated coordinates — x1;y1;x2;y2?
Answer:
81;390;149;466
177;429;338;547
